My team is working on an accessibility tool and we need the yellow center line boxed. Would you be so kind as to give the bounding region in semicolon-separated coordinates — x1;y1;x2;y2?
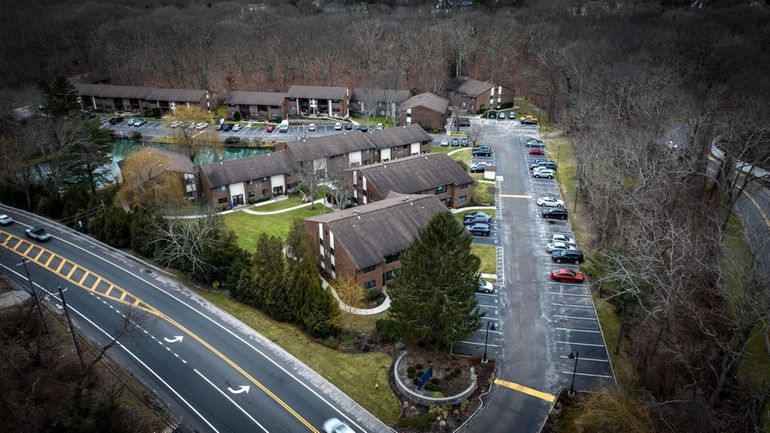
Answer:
0;229;319;433
743;190;770;230
500;194;532;199
494;378;556;403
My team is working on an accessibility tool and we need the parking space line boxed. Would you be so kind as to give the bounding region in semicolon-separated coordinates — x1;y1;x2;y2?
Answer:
556;341;605;347
555;328;601;333
500;194;531;199
457;340;500;347
547;281;586;287
559;355;609;363
493;378;555;403
562;371;613;378
477;303;498;308
546;292;590;297
551;303;593;309
553;315;597;321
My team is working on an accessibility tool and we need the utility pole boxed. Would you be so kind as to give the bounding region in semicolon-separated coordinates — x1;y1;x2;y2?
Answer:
58;286;85;369
17;259;48;336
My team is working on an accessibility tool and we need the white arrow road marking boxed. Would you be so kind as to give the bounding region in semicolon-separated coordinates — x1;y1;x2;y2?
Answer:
227;385;250;395
163;336;184;343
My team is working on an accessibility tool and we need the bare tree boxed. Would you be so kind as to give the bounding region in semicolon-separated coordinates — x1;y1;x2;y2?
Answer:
150;210;224;276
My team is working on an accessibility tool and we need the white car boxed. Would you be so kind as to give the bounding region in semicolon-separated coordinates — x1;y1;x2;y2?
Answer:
440;138;449;146
551;234;576;246
308;123;316;131
375;123;384;130
125;118;136;126
232;123;243;132
334;122;342;131
195;122;208;130
537;196;564;207
0;214;13;225
169;120;182;128
533;169;555;179
322;418;354;433
477;279;495;293
546;241;576;253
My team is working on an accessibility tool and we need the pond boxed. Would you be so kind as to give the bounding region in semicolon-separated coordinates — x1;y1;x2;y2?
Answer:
109;140;271;181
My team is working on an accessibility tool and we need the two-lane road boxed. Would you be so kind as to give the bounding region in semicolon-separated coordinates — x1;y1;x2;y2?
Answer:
0;205;389;433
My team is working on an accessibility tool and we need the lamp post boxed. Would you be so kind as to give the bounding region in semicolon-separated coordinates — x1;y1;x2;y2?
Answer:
482;320;495;363
568;349;579;395
17;259;49;336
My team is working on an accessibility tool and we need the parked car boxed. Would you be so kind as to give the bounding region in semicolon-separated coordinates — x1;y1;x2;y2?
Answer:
170;120;182;128
546;241;576;253
357;124;369;132
530;160;557;170
125;118;136;126
440;138;449;147
551;268;585;283
464;214;492;225
467;223;491;236
265;125;276;133
477;279;495;293
458;117;471;127
108;116;124;125
232;123;243;132
219;123;233;132
344;122;354;131
469;162;489;173
194;122;207;130
537;196;564;207
464;211;491;219
498;113;508;120
334;122;342;131
542;207;568;220
532;169;555;179
487;112;497;119
135;118;148;127
308;123;316;131
375;123;384;130
522;136;543;144
472;146;493;156
525;141;545;148
550;234;576;246
0;214;13;225
451;138;460;147
460;138;469;146
521;115;539;125
322;418;355;433
183;121;195;129
552;249;584;264
529;148;545;156
507;112;517;120
25;227;51;242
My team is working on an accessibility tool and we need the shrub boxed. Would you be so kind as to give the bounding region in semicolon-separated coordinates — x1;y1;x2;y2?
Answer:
375;318;399;343
224;136;241;145
476;107;487;115
415;363;424;370
142;108;161;118
232;111;242;121
429;378;440;385
454;367;461;375
130;131;142;141
398;412;436;428
407;366;416;378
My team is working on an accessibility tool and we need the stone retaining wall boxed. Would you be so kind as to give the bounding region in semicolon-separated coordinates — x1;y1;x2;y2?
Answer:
393;351;477;407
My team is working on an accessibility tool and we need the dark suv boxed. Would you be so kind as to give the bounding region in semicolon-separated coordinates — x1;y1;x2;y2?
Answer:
552;249;584;264
542;208;568;220
472;146;493;156
530;160;557;170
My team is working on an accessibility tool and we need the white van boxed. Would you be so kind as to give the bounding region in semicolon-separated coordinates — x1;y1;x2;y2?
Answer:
278;119;289;133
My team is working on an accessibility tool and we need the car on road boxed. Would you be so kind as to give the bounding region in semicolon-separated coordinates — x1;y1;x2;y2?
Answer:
0;214;13;225
542;207;568;220
550;234;576;246
334;122;342;131
108;116;124;125
265;125;275;133
133;118;147;127
507;112;517;120
551;249;584;264
375;123;384;130
25;227;51;242
440;138;449;147
532;168;555;179
232;123;243;132
551;268;585;283
308;123;316;132
467;223;491;236
470;162;489;173
477;279;495;293
322;418;355;433
537;196;564;207
195;122;208;130
529;148;545;156
546;241;576;253
472;146;493;156
464;214;492;225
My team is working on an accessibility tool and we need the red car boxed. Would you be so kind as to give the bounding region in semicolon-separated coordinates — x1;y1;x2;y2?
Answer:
265;125;275;133
550;268;585;283
529;148;545;156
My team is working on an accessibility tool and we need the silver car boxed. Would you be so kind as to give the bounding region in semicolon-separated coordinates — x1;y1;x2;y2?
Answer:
322;418;355;433
0;214;13;225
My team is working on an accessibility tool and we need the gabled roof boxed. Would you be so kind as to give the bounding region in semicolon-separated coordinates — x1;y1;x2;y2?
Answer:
225;91;286;106
351;88;412;104
446;77;495;97
285;133;376;162
306;194;448;269
199;151;295;188
146;88;208;103
351;153;474;196
366;124;433;149
75;83;155;100
286;85;349;100
397;92;449;114
68;72;110;85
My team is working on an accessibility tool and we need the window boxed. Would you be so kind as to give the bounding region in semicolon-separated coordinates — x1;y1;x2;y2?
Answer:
248;191;256;198
217;197;228;204
363;280;376;290
361;265;376;273
329;247;335;256
330;264;336;272
459;195;467;203
435;185;448;194
383;268;402;283
319;238;324;246
460;183;470;189
217;185;227;192
384;253;399;264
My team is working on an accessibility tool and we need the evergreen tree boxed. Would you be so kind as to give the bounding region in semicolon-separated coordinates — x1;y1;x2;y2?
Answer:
39;76;80;116
388;211;483;347
235;234;286;312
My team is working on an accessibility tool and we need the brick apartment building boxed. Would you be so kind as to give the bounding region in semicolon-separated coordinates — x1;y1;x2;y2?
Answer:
397;92;449;131
347;153;474;207
198;151;297;207
304;193;447;289
445;77;514;112
284;85;349;117
75;83;210;113
225;91;285;120
350;88;411;118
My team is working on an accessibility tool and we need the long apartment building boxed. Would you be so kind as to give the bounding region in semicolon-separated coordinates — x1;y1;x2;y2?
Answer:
75;83;211;112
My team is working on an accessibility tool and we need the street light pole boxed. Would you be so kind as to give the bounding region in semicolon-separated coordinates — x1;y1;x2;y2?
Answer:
568;349;579;395
482;320;494;364
17;259;48;336
58;286;85;369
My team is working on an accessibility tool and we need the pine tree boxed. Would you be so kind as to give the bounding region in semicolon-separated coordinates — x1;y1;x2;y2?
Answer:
388;211;483;347
39;76;80;116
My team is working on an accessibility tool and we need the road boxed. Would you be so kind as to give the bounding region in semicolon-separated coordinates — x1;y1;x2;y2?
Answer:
456;118;615;432
0;206;389;433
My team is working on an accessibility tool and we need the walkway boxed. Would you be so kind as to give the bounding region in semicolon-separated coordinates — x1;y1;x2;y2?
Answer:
320;278;391;315
241;198;327;215
447;147;472;156
450;205;495;214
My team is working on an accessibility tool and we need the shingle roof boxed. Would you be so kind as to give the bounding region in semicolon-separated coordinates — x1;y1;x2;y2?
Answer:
75;84;207;102
285;133;376;162
446;77;495;97
68;72;110;85
351;88;411;104
366;124;432;150
286;85;349;100
307;194;448;269
199;151;295;187
146;88;208;103
226;91;286;106
352;153;474;196
398;92;449;114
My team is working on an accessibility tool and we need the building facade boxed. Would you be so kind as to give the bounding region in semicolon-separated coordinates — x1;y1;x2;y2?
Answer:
397;92;449;131
284;85;349;117
225;91;285;120
75;84;210;113
446;77;514;112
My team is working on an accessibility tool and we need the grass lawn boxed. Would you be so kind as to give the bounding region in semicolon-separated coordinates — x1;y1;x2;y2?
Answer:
472;182;495;206
449;148;472;166
431;145;454;154
193;291;401;425
471;244;496;275
251;195;305;212
349;116;395;128
224;206;329;250
593;295;635;386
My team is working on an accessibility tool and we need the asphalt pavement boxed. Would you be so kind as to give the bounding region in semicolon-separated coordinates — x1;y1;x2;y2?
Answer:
0;206;390;433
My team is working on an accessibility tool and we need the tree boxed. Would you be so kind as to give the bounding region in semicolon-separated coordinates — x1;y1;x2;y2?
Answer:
388;211;482;347
66;118;112;194
235;234;286;310
326;164;355;210
296;163;323;209
39;76;79;116
150;210;226;276
116;148;188;212
165;106;219;162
